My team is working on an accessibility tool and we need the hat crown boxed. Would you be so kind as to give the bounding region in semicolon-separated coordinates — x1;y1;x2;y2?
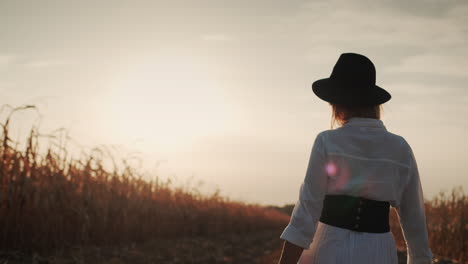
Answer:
330;53;376;89
311;52;391;106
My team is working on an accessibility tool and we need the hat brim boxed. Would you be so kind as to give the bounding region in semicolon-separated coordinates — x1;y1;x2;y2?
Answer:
312;78;391;106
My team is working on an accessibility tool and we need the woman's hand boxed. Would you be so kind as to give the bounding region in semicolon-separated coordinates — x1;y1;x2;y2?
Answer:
277;240;304;264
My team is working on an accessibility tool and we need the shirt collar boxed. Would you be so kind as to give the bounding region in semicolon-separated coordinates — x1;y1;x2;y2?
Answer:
343;117;386;130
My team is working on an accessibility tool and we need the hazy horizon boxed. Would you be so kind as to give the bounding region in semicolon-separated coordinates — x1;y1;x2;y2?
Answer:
1;0;467;206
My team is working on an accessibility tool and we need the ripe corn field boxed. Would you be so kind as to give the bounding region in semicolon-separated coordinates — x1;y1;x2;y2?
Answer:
0;106;289;258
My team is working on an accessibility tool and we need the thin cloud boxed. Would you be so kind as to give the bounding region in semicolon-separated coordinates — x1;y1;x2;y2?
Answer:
23;59;77;68
384;54;468;77
0;81;16;89
292;0;468;60
0;54;15;68
385;82;449;97
201;34;234;42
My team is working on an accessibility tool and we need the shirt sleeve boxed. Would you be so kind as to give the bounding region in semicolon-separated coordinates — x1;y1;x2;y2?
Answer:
396;145;434;264
280;132;328;249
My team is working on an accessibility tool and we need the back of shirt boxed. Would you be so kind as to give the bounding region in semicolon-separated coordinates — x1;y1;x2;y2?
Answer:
280;117;434;264
322;119;411;208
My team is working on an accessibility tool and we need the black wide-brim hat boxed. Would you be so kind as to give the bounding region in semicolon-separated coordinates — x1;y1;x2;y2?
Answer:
312;53;391;106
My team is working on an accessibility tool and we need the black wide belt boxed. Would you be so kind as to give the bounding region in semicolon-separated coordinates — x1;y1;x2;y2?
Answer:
319;194;390;233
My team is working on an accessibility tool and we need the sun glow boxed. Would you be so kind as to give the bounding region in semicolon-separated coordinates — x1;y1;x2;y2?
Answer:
103;55;237;153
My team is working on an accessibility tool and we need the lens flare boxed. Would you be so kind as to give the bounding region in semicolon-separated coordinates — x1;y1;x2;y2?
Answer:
325;162;338;177
326;157;351;193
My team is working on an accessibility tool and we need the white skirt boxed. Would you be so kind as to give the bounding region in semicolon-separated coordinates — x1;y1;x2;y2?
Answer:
298;221;399;264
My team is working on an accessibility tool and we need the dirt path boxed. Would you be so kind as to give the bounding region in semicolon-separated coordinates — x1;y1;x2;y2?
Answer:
257;246;460;264
1;233;459;264
256;247;282;264
0;231;283;264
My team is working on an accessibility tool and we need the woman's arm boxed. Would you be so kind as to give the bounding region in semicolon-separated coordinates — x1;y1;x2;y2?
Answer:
277;240;304;264
278;132;328;263
396;144;433;264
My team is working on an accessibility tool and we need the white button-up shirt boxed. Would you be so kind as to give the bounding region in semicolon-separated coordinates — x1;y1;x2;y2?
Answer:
280;117;433;264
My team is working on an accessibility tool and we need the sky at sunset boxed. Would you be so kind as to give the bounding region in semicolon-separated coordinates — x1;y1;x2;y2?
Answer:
1;0;467;205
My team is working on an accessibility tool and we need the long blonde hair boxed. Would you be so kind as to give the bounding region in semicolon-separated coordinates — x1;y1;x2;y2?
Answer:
330;103;383;129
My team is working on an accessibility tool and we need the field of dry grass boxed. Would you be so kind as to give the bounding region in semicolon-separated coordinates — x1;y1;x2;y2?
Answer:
0;105;289;261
